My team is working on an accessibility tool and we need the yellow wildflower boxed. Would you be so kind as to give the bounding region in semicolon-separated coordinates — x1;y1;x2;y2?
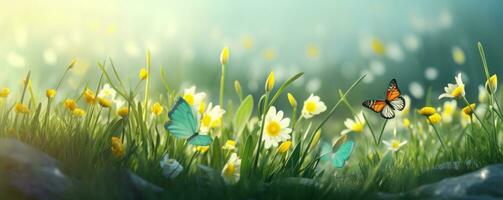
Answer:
462;104;476;116
371;38;385;55
278;141;292;154
195;146;209;154
265;71;275;92
46;89;56;99
222;140;236;150
220;46;230;65
98;98;112;108
427;113;442;124
486;74;498;94
117;107;129;118
403;118;410;128
72;108;86;117
139;68;148;80
84;89;97;105
287;93;297;108
418;107;436;116
0;88;11;98
152;102;164;116
64;99;77;111
15;103;29;114
111;137;125;157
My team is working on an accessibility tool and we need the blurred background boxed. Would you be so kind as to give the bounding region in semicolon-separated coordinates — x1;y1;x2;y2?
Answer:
1;0;503;109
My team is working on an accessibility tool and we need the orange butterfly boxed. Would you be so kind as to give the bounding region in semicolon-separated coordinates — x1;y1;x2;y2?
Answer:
362;79;405;119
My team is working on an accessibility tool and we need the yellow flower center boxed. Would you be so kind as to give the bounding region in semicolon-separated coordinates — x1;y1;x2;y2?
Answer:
183;94;195;105
351;122;364;132
266;121;281;137
201;114;212;128
451;85;464;97
305;101;317;113
391;140;400;149
224;163;235;177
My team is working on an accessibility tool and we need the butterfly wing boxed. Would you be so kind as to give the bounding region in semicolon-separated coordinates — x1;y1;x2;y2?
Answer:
380;105;395;119
332;140;355;168
164;98;198;139
320;141;333;161
386;79;402;101
362;100;386;113
188;135;213;146
389;96;405;111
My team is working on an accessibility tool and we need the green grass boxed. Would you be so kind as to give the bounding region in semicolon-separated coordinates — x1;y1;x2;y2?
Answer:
1;42;502;200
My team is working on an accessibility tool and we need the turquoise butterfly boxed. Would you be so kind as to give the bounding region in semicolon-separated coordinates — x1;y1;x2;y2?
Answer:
320;139;355;168
164;98;212;146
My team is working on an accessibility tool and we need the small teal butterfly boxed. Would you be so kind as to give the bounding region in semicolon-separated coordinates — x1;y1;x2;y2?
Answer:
164;98;212;146
320;137;355;168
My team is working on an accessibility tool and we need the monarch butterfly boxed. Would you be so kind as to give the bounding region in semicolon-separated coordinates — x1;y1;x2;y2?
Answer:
362;79;405;119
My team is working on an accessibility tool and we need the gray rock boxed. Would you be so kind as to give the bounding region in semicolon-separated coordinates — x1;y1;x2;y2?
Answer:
0;139;70;200
378;164;503;199
126;171;164;194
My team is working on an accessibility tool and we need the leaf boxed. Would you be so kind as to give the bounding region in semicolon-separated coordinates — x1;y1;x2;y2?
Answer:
285;143;302;173
233;95;254;136
241;134;255;176
210;137;223;169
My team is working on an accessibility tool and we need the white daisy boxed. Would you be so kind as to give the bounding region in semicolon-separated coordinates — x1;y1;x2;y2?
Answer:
383;139;407;152
98;84;117;100
199;103;225;133
341;112;365;135
183;86;206;107
263;106;292;149
439;73;465;99
301;94;327;119
221;153;241;184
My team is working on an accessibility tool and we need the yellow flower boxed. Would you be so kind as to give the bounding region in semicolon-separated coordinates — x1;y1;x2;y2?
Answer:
278;141;292;154
311;130;321;149
263;107;292;148
46;89;56;99
462;104;476;116
183;86;206;106
64;99;77;111
234;80;242;97
341;112;365;135
306;43;320;58
439;73;465;99
441;100;457;123
302;94;327;119
403;118;410;128
427;113;442;124
383;139;407;152
198;102;206;114
222;140;236;150
221;153;241;184
111;137;125;157
0;88;11;98
418;107;436;116
15;103;29;114
287;93;297;108
452;46;465;65
486;74;498;94
152;102;164;116
84;89;97;105
265;71;275;92
72;108;86;117
220;46;230;65
195;146;209;154
139;68;148;80
117;106;129;118
98;98;112;108
371;38;385;55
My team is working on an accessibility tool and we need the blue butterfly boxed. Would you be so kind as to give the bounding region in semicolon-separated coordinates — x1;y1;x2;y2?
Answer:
320;138;355;168
164;98;212;146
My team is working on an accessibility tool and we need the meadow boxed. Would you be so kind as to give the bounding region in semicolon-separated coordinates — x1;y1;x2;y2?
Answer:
0;42;502;200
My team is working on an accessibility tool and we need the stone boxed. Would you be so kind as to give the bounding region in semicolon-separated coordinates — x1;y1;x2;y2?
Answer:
0;138;70;200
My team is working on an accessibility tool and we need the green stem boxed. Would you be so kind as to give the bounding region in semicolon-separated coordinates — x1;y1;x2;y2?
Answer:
219;64;226;107
376;119;389;145
428;119;446;151
252;92;269;172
